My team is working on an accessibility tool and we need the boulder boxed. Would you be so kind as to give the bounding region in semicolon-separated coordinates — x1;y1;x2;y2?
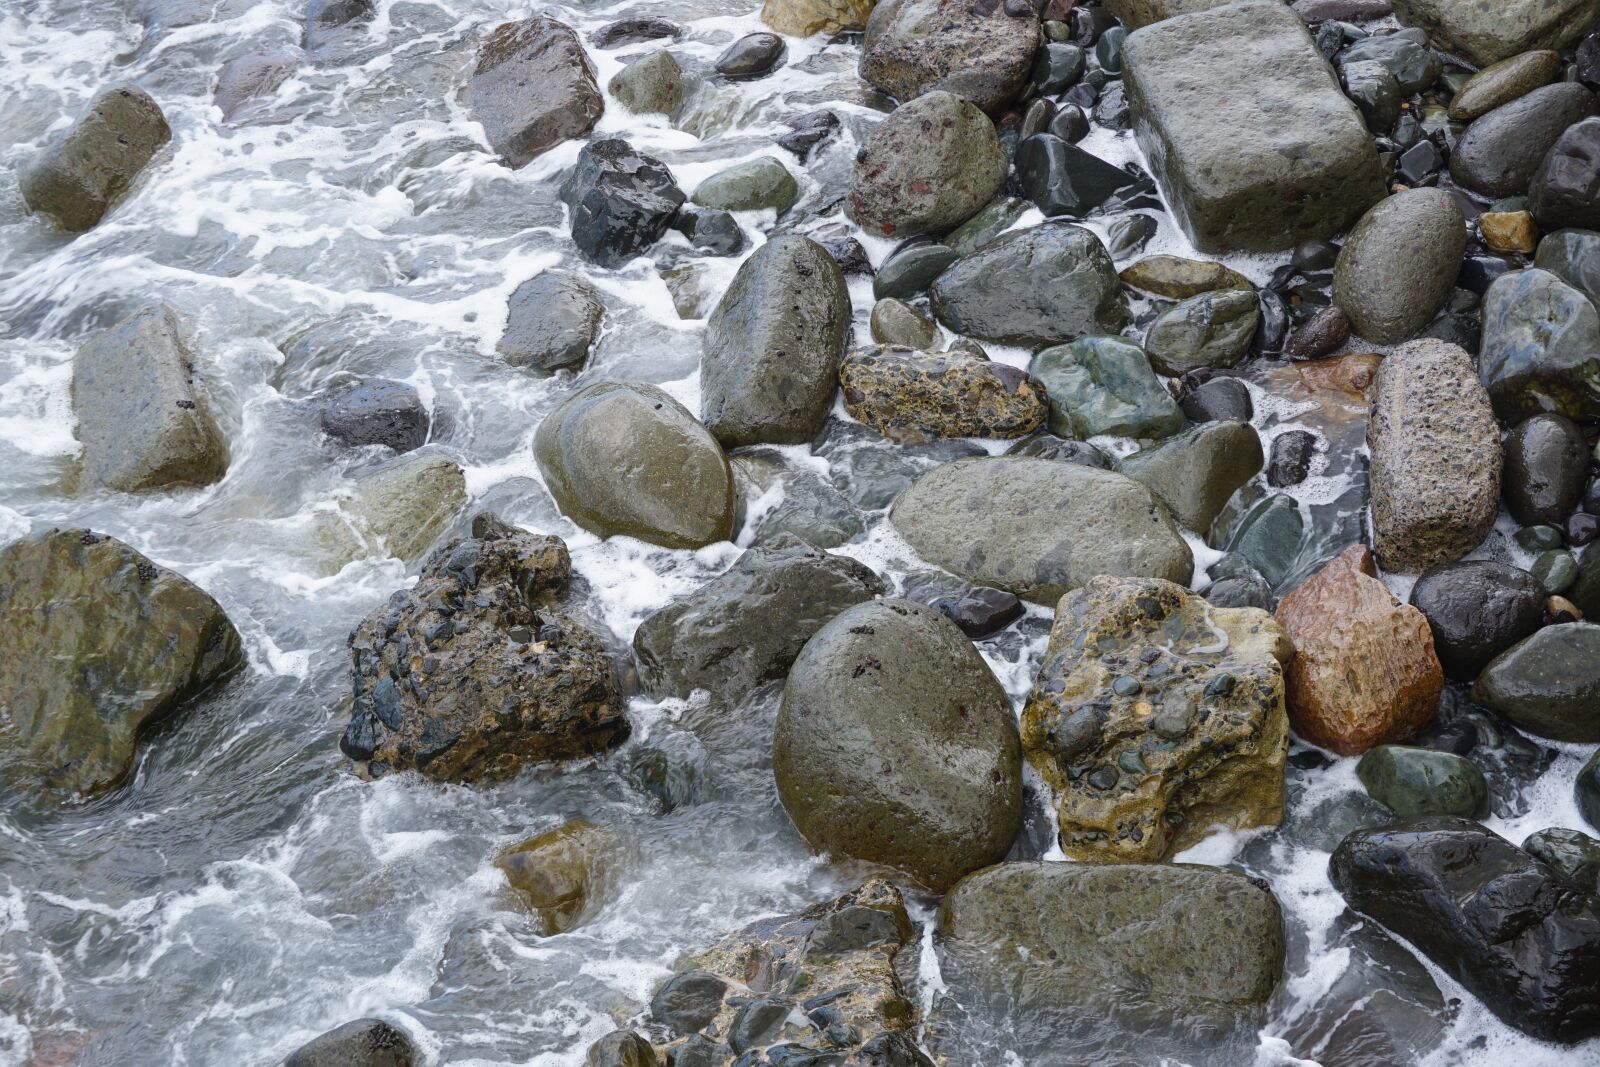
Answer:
314;453;467;568
0;530;242;802
761;0;874;37
1332;189;1467;344
713;33;786;79
729;449;864;549
859;0;1040;116
1531;118;1600;233
72;305;228;494
1330;816;1600;1043
1525;828;1600;893
1503;413;1589;527
1275;545;1443;755
1181;376;1254;424
496;818;617;934
1388;0;1600;66
21;84;171;232
691;157;798;214
1121;0;1384;252
929;223;1126;346
891;457;1193;604
1105;0;1238;27
1013;134;1140;218
1119;255;1253;299
1021;576;1292;862
1142;289;1260;377
1366;338;1501;572
1448;50;1562;122
320;379;428;453
700;235;850;448
534;381;735;549
341;519;627;780
1409;561;1546;679
774;599;1022;891
932;862;1283;1063
1449;84;1597;200
561;142;685;270
585;1032;657;1067
590;18;681;48
607;50;685;118
845;91;1008;240
284;1019;417;1067
304;0;373;48
1479;268;1600;423
1027;335;1183;440
1474;623;1600;742
869;298;936;349
632;534;884;701
1357;745;1489;818
214;50;299;121
840;346;1047;443
469;18;604;168
1117;421;1263;532
499;271;604;374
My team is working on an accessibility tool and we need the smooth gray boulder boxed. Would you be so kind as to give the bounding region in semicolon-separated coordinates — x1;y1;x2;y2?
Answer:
1122;0;1385;252
72;305;228;494
700;235;850;448
1390;0;1600;66
469;18;604;167
1117;420;1264;532
499;271;604;374
860;0;1040;116
1449;84;1597;200
1333;189;1467;344
890;456;1193;603
22;85;171;232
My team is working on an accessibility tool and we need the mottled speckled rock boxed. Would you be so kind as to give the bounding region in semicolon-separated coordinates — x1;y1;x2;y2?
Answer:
1367;339;1501;572
1448;84;1597;200
1333;189;1467;344
1117;420;1264;532
1275;545;1443;755
1389;0;1600;66
469;18;603;168
1022;576;1291;862
0;529;242;802
607;49;686;117
840;346;1046;443
21;84;171;232
1027;336;1183;440
775;599;1022;891
890;456;1193;604
860;0;1040;116
284;1019;417;1067
1122;0;1384;252
762;0;874;37
846;91;1008;239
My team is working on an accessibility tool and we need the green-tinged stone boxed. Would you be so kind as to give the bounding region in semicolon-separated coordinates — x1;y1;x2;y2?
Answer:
1356;745;1489;818
873;243;960;300
1027;335;1183;440
691;156;798;214
1473;623;1600;742
1448;50;1562;122
1118;421;1264;532
1143;289;1260;376
869;298;937;348
1531;550;1578;594
942;196;1030;255
1478;268;1600;423
1523;827;1600;892
1119;255;1253;299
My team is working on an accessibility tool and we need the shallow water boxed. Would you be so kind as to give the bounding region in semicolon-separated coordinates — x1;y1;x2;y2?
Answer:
0;1;1595;1065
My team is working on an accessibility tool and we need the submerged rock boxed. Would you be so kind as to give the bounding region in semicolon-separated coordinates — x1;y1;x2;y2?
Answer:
1022;576;1290;863
730;448;864;549
214;50;299;121
840;345;1047;443
314;453;467;569
1474;623;1600;742
774;599;1022;891
342;520;626;780
1478;268;1600;423
761;0;874;37
304;0;373;48
1027;335;1183;440
0;529;242;801
499;270;604;374
859;0;1040;116
559;139;686;268
496;818;617;935
22;84;171;232
469;18;604;168
284;1019;417;1067
1332;189;1466;344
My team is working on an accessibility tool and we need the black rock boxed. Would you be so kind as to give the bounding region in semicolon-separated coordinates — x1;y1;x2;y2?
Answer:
1531;118;1600;233
305;0;373;45
1250;289;1291;358
1069;5;1114;47
1339;28;1439;96
1061;81;1097;109
1005;433;1112;467
560;139;686;268
1525;827;1600;893
778;109;840;160
1341;58;1400;134
1028;43;1085;98
590;17;681;47
1284;305;1350;360
1457;253;1515;296
1094;83;1129;130
715;32;786;79
1330;816;1600;1044
1581;32;1600;92
1411;688;1558;820
1396;138;1443;185
1504;413;1589;527
672;208;745;256
1573;513;1600;547
1410;561;1546;679
1293;239;1342;270
1014;133;1137;217
1046;103;1089;144
320;379;428;453
285;1018;417;1066
1474;623;1600;742
1268;430;1318;488
1181;376;1254;424
821;236;872;276
1019;98;1055;141
1585;478;1600;516
930;587;1025;638
1580;750;1600;832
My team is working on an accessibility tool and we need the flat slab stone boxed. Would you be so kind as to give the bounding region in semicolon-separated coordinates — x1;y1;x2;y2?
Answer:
1122;0;1385;253
1390;0;1600;67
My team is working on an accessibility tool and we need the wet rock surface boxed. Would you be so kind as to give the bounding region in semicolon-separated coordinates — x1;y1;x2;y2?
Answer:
1449;84;1597;200
320;379;429;453
499;271;605;375
1479;268;1600;424
496;818;617;935
469;18;604;168
560;139;686;268
860;0;1040;116
1389;0;1600;66
1474;623;1600;743
1117;420;1263;532
1332;189;1466;344
840;345;1047;443
1028;335;1182;440
22;84;171;232
284;1019;417;1067
1410;561;1546;679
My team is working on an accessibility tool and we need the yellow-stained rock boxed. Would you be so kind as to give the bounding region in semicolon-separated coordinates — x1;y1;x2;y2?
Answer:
1480;210;1538;254
496;819;618;935
760;0;875;37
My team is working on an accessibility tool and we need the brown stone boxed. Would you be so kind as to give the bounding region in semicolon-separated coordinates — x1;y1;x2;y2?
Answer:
1480;210;1538;254
1274;545;1443;755
1119;255;1254;299
1296;352;1382;397
840;345;1047;443
468;18;604;168
760;0;874;37
496;819;617;935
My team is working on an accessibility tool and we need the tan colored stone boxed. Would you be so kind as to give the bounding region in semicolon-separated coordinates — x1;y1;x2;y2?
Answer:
1296;352;1383;398
497;819;618;935
840;345;1047;443
1119;254;1254;299
1275;544;1443;755
761;0;874;37
1480;210;1538;254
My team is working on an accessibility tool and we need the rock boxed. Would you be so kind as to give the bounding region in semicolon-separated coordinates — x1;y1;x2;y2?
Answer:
633;534;883;701
499;271;604;374
941;196;1029;255
700;235;850;449
320;379;428;453
1021;576;1291;861
1121;0;1384;252
1330;816;1600;1043
1534;550;1579;594
1104;0;1238;28
1388;0;1600;66
304;0;373;46
873;243;961;300
1449;84;1597;199
730;448;864;549
929;223;1126;346
1357;745;1489;818
0;529;242;801
1525;827;1600;893
284;1019;417;1067
932;862;1283;1063
1013;134;1138;218
27;83;170;234
1504;413;1588;527
1205;575;1275;610
607;50;686;117
1181;375;1253;423
1367;338;1501;572
1479;268;1600;423
1275;545;1443;755
1029;42;1086;97
1267;429;1317;488
1143;290;1260;377
1574;543;1600;618
342;521;626;779
776;109;839;160
1342;57;1401;133
651;971;728;1037
761;0;873;37
670;209;744;257
585;1032;656;1066
71;305;228;494
930;587;1024;638
1292;0;1393;17
1473;623;1600;742
1410;562;1546;680
315;453;467;568
714;33;786;79
859;0;1040;116
214;50;298;121
559;139;685;268
590;18;681;47
1481;210;1539;254
1531;118;1600;233
1027;335;1182;440
840;346;1047;443
1006;434;1112;467
469;18;604;168
1339;28;1439;95
536;382;734;548
890;456;1193;603
1117;421;1263;532
1119;255;1253;299
845;91;1007;240
869;298;937;348
1581;752;1600;832
496;819;616;935
774;599;1022;891
1449;50;1562;122
690;157;798;214
1332;189;1466;344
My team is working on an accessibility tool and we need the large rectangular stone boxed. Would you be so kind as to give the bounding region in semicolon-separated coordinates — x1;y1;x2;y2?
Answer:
1391;0;1600;67
1123;0;1386;253
1104;0;1235;29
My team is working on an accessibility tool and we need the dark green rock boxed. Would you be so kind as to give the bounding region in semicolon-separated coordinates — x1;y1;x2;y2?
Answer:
499;271;604;374
1014;134;1138;217
1479;268;1600;423
1356;745;1489;818
1117;421;1264;532
1180;376;1253;423
774;599;1022;892
1339;27;1439;95
1532;550;1578;593
691;157;798;214
1579;750;1600;833
1524;827;1600;893
1448;49;1562;122
1571;542;1600;619
872;243;960;300
1474;623;1600;742
21;84;171;232
1448;83;1597;199
285;1019;417;1067
1517;523;1568;552
1504;413;1589;526
1027;335;1182;440
942;196;1030;255
1143;289;1260;376
1332;188;1467;344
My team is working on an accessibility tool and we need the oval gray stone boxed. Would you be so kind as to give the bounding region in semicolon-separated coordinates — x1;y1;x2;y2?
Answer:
1333;188;1467;344
1449;83;1597;200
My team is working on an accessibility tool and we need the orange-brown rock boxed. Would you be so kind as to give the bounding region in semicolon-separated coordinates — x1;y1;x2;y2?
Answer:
1274;544;1443;755
1297;353;1383;398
